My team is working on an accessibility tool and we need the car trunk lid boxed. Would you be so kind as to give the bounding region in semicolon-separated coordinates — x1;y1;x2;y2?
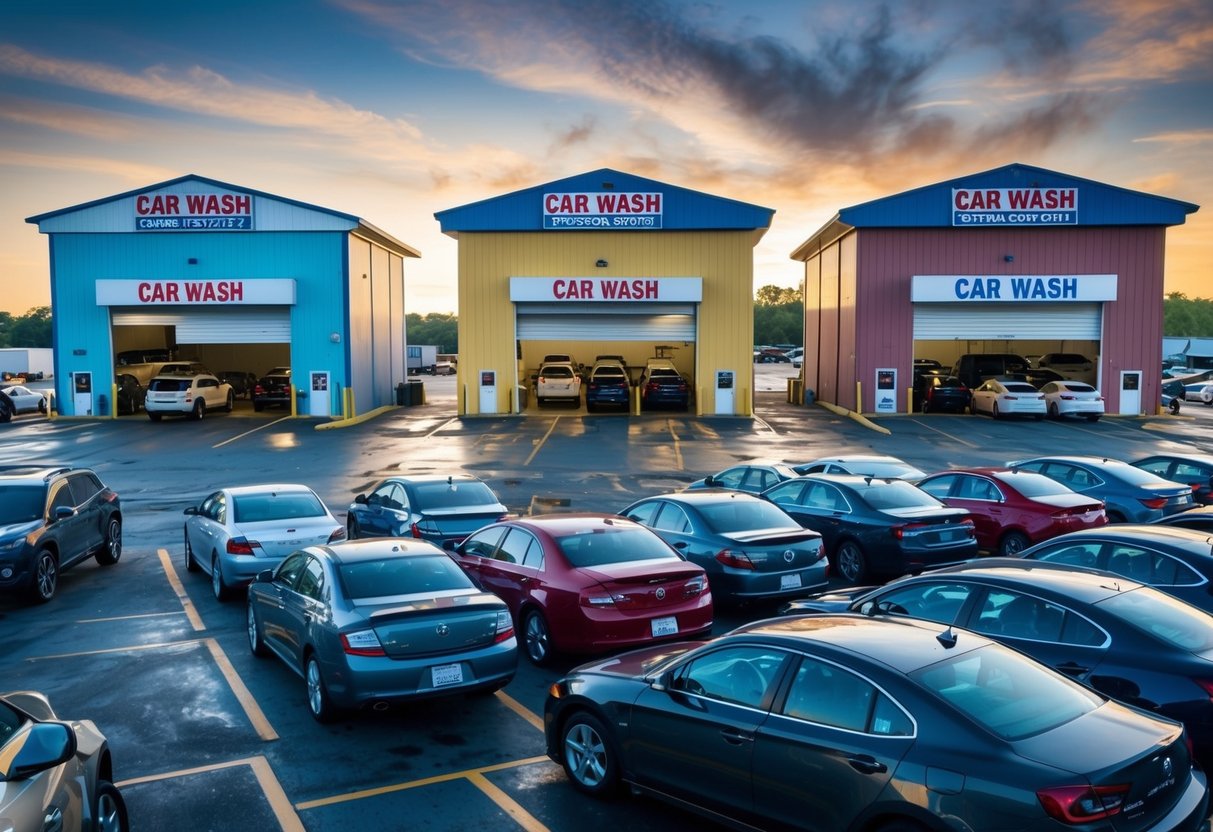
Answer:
716;528;825;571
363;591;507;657
578;561;707;610
236;517;337;558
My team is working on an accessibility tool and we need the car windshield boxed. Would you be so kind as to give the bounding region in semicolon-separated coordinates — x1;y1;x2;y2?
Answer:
912;644;1100;740
697;499;799;533
1098;586;1213;653
340;554;473;599
150;378;191;392
412;481;499;510
0;485;45;524
233;491;327;523
555;528;680;567
994;472;1071;498
861;480;941;510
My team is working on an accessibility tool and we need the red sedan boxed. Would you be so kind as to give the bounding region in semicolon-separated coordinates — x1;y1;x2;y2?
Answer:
451;514;713;664
917;468;1106;556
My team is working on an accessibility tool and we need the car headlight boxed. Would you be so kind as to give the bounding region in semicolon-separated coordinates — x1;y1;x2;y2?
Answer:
0;537;25;553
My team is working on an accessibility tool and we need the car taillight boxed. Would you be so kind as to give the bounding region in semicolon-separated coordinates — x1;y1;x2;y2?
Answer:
254;385;265;395
645;382;659;392
1060;394;1076;400
584;592;622;607
890;522;929;540
102;490;118;503
341;630;386;656
327;527;347;543
226;537;257;555
493;610;514;644
684;575;708;597
1037;784;1129;823
715;549;754;570
588;383;599;391
410;522;423;539
1139;497;1167;510
538;376;547;384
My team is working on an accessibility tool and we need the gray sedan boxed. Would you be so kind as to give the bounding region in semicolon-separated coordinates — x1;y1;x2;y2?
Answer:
246;539;518;721
620;491;827;604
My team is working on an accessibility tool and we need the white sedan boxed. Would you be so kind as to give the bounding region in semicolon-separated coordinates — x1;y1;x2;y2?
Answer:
1;384;47;414
1040;381;1105;422
183;483;345;600
970;378;1046;420
1184;382;1213;406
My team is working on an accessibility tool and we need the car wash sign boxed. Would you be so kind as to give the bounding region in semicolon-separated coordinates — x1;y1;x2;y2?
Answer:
543;192;663;229
134;191;254;231
912;274;1117;302
95;278;296;305
952;188;1078;226
510;276;702;302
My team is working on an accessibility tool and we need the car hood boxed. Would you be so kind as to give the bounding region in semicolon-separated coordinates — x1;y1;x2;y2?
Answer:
570;641;704;679
0;519;40;541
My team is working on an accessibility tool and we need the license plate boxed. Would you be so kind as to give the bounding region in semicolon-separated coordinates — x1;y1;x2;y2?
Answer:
651;617;678;637
431;663;464;687
780;573;802;590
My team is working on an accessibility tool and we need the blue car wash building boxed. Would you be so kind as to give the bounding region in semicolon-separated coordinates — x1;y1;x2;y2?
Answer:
26;175;419;417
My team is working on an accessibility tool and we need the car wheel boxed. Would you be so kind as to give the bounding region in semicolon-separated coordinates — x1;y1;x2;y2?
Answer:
560;712;619;797
184;532;199;572
148;412;162;422
347;516;360;539
192;400;206;420
95;516;122;565
0;403;11;423
94;780;129;832
225;391;235;412
211;554;231;601
1048;402;1060;419
29;549;58;603
306;654;338;723
523;609;552;665
998;531;1031;557
992;402;1001;420
1086;414;1101;422
38;398;47;414
835;540;868;584
248;601;269;657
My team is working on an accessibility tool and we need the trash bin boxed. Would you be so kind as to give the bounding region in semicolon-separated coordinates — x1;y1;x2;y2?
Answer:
395;382;407;406
786;378;803;404
804;387;815;405
407;380;424;405
517;384;528;410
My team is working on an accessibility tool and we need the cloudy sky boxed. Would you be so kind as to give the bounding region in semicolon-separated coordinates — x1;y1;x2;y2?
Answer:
2;0;1210;316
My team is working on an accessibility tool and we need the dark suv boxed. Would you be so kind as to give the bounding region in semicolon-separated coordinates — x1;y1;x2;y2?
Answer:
0;466;122;603
252;367;292;411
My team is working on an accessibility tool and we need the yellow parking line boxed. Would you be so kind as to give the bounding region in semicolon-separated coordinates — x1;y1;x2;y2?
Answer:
213;415;294;448
524;417;560;466
667;419;684;469
158;548;207;631
76;611;187;624
495;690;544;732
295;755;551;810
114;755;305;832
203;638;278;742
468;771;551;832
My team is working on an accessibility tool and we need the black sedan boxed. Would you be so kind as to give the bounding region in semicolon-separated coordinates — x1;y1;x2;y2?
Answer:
1133;453;1213;505
760;474;977;583
684;462;800;494
1017;525;1213;612
1153;506;1213;533
545;614;1210;831
620;491;827;604
346;474;508;550
784;560;1213;769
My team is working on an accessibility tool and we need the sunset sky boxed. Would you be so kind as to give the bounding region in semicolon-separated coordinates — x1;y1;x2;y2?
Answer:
2;0;1210;316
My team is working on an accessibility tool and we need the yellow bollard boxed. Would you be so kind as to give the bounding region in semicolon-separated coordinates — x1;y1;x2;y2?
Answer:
111;383;118;419
855;381;863;414
290;385;297;417
907;387;914;413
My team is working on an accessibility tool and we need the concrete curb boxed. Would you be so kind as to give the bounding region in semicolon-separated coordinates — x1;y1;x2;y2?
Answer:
314;405;399;430
817;401;892;435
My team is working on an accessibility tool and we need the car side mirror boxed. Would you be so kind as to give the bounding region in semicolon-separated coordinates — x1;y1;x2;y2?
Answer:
183;506;199;516
5;722;75;781
649;670;672;692
53;506;74;521
703;475;716;486
858;600;877;616
353;494;368;505
254;570;273;583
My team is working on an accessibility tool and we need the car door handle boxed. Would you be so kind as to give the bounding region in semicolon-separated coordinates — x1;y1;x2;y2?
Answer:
846;754;887;774
519;576;529;583
1056;662;1090;676
673;541;688;549
44;805;64;832
719;728;754;745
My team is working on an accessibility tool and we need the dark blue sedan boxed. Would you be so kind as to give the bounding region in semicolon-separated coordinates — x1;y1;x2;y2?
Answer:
1008;455;1194;523
346;474;508;550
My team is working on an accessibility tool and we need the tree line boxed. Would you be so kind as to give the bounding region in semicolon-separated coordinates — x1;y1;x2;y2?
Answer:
0;307;51;347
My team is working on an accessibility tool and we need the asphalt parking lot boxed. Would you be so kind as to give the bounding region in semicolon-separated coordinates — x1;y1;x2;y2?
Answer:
3;364;1212;831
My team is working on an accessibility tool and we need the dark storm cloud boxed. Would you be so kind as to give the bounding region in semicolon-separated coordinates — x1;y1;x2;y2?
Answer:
959;0;1075;77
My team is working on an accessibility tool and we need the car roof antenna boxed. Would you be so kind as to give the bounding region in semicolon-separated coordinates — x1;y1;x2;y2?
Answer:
936;627;958;649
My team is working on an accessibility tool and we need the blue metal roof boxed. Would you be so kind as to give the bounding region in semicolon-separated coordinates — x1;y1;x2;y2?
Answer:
434;168;774;234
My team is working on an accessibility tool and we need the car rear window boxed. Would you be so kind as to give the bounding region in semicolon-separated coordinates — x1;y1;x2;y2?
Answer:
1062;383;1095;392
697;499;800;533
649;369;682;380
1003;383;1039;393
992;472;1071;498
911;644;1100;740
0;485;45;524
1098;586;1213;653
555;527;680;567
150;378;191;392
412;481;499;510
340;554;473;599
592;368;628;381
860;480;942;510
233;491;327;523
540;366;573;378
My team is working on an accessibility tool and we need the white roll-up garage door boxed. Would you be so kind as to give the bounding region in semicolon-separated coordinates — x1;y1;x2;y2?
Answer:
516;303;696;341
913;303;1102;340
112;307;291;344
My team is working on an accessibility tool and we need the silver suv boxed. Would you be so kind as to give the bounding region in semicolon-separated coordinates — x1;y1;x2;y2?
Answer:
145;373;234;420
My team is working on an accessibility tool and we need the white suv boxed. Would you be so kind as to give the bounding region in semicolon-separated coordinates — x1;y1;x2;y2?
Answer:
145;373;234;421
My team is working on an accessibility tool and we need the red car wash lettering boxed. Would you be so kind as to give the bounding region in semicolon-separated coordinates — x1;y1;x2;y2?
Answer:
137;281;245;303
552;279;659;300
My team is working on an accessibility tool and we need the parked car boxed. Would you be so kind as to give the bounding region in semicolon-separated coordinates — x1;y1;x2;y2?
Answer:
783;559;1213;770
0;465;122;603
536;362;582;406
917;468;1107;555
792;454;926;480
1017;367;1067;389
1008;455;1195;523
544;613;1209;831
584;361;630;412
252;367;292;411
218;370;258;399
1036;352;1095;375
1151;505;1213;532
346;474;509;549
684;462;800;494
638;360;689;410
760;474;977;583
428;360;455;375
451;514;713;664
0;384;47;414
1184;382;1213;405
969;377;1046;419
951;352;1030;389
0;690;128;831
619;491;827;604
184;483;345;600
754;351;790;364
1132;453;1213;505
145;373;234;420
913;372;970;413
1040;380;1104;421
114;373;145;415
1017;525;1213;613
247;539;518;722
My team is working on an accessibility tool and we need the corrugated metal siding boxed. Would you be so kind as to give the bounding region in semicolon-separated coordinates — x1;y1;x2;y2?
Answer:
517;313;695;340
839;234;858;410
390;254;405;391
457;231;754;415
802;252;821;399
818;244;841;408
113;307;291;343
348;238;373;414
913;304;1101;339
370;244;392;408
